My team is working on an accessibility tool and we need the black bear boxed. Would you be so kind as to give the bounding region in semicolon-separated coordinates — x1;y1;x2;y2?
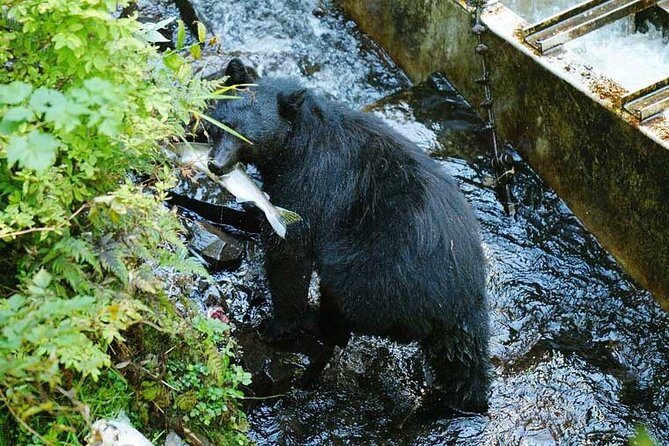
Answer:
208;59;490;413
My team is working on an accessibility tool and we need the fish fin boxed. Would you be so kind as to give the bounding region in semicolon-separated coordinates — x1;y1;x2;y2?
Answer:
266;213;287;239
277;207;303;225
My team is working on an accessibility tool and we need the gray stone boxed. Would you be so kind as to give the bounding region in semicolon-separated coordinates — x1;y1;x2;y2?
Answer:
187;220;245;271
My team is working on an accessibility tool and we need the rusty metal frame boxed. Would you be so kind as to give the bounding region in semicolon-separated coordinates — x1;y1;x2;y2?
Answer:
623;77;669;120
523;0;657;53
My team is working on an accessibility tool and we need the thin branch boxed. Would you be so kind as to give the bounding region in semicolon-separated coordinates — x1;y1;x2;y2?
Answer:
0;392;54;446
0;226;58;239
68;203;89;221
0;203;89;240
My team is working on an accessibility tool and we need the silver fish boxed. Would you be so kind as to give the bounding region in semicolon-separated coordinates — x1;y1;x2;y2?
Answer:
173;142;301;238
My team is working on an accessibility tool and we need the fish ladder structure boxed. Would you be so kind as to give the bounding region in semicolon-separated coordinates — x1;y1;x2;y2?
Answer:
340;0;669;307
521;0;669;121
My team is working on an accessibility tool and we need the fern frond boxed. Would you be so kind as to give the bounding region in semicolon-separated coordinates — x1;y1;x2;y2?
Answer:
97;237;129;284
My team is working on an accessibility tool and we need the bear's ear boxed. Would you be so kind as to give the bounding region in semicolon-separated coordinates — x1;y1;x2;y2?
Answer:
278;89;308;121
224;58;252;86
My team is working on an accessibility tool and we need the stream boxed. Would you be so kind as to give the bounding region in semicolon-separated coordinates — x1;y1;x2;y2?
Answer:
163;0;669;444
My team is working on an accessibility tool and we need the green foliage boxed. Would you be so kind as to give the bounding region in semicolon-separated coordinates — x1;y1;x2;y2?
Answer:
630;425;659;446
127;315;251;445
0;0;249;444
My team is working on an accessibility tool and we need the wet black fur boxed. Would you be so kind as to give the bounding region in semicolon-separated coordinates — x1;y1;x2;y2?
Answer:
209;59;491;413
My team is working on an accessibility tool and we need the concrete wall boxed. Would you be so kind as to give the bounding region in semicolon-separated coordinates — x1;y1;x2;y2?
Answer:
340;0;669;308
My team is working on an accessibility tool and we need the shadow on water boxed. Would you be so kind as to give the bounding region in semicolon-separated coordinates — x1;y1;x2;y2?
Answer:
175;0;669;444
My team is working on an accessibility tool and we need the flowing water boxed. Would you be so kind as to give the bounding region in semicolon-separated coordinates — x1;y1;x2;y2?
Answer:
189;0;410;107
181;0;669;444
563;20;669;91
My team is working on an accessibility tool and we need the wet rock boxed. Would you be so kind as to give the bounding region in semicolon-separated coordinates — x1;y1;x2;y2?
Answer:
187;220;245;271
365;73;488;160
122;0;178;24
211;243;271;330
235;328;326;409
176;272;232;322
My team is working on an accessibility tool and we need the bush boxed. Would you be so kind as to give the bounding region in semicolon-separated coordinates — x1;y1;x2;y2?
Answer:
0;0;250;444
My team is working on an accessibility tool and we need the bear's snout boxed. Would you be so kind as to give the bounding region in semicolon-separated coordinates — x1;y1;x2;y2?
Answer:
208;159;228;176
208;140;240;175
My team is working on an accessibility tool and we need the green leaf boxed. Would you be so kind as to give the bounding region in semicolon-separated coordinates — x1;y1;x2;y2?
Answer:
0;106;34;135
0;81;33;104
164;53;184;72
98;243;129;283
148;17;176;32
32;269;53;289
3;106;34;122
6;130;59;172
144;29;170;43
82;78;114;97
53;33;83;50
140;17;176;43
631;425;658;446
191;109;251;144
30;87;66;113
97;115;122;137
176;20;186;51
196;22;206;43
190;43;202;60
30;87;87;131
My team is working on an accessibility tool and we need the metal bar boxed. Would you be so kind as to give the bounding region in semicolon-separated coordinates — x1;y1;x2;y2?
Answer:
658;0;669;12
622;77;669;103
522;0;609;36
623;77;669;121
524;0;656;53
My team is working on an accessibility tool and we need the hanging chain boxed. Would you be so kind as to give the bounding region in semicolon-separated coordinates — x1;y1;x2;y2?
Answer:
471;0;518;216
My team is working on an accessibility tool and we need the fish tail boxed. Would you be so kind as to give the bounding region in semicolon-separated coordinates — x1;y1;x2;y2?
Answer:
266;212;287;239
276;207;303;225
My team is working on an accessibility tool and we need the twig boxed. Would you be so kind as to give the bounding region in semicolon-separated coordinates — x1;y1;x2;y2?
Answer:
1;226;58;239
242;393;287;400
161;380;179;392
0;203;90;240
56;386;91;426
68;203;89;220
0;392;54;446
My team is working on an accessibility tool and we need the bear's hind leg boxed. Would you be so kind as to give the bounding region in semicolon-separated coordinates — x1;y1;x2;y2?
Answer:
422;333;490;414
298;288;351;387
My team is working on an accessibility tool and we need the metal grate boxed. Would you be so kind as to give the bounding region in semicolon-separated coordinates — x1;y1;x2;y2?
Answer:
523;0;657;52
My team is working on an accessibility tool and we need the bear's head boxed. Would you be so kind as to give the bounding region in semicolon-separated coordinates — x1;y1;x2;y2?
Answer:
208;59;309;175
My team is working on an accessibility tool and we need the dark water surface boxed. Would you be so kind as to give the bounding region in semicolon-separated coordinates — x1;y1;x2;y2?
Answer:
185;1;669;444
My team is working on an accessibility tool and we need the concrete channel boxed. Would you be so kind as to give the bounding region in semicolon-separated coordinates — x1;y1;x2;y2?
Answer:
341;0;669;308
